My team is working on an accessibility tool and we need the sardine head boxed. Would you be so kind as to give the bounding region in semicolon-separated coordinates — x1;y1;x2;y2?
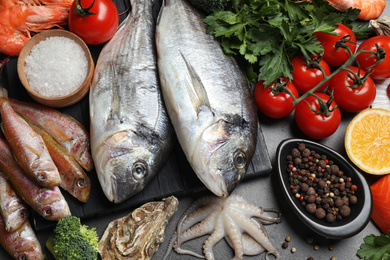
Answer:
192;117;257;198
94;130;157;203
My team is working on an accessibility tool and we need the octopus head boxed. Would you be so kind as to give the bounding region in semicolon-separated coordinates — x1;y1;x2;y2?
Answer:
192;117;257;198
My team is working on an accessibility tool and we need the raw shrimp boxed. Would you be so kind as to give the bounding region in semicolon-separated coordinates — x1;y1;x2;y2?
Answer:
326;0;386;20
0;0;72;8
0;5;69;56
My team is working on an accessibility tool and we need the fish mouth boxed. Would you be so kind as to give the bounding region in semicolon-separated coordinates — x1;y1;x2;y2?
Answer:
192;119;252;197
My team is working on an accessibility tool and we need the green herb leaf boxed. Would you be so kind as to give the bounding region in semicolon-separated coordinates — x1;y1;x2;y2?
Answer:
357;232;390;260
203;0;363;85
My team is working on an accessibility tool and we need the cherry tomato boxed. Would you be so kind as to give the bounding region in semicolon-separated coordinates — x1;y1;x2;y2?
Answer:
291;54;331;95
68;0;119;45
356;36;390;80
328;66;376;113
253;78;299;118
294;93;341;139
314;23;356;67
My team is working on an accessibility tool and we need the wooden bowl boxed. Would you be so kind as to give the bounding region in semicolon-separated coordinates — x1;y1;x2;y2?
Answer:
276;138;373;239
17;29;94;108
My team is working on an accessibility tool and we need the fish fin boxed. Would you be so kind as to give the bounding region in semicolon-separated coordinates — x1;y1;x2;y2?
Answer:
180;51;211;115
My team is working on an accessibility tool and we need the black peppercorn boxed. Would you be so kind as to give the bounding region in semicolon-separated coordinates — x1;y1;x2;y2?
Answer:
326;213;336;223
350;195;358;204
340;205;351;217
302;148;311;157
306;203;316;214
315;208;326;219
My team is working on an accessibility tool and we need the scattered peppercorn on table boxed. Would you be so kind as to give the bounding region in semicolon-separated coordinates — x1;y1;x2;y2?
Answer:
0;0;389;259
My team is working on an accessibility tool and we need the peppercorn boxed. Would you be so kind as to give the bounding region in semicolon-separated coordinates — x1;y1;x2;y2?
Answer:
282;242;289;249
301;183;309;192
306;203;316;214
329;244;335;251
350;195;358;204
291;148;301;158
326;213;336;223
291;247;296;253
315;208;326;219
307;257;314;260
314;244;320;250
285;236;291;242
334;198;344;208
340;205;351;217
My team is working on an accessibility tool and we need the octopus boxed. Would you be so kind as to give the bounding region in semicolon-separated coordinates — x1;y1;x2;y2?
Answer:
98;196;179;260
164;194;282;260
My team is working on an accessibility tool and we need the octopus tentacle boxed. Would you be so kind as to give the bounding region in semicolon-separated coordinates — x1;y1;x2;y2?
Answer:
203;215;225;260
223;213;244;260
230;209;280;260
227;200;282;225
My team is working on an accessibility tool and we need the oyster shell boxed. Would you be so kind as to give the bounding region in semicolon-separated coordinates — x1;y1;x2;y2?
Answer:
370;15;390;36
98;196;179;260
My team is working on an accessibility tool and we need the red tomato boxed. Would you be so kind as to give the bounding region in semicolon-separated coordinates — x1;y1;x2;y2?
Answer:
294;93;341;139
314;23;356;67
328;66;376;113
356;36;390;79
68;0;119;45
291;54;331;95
253;78;298;118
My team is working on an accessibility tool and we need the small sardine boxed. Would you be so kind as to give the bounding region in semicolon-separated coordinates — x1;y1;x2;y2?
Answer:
0;98;61;187
156;0;258;198
89;0;174;203
24;117;91;203
0;138;71;220
0;173;28;232
0;213;44;260
6;98;94;172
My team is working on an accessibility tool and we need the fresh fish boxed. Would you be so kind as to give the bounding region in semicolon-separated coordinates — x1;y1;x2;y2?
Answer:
0;98;61;187
89;0;174;203
156;0;258;198
24;116;91;203
0;213;44;260
6;98;94;172
0;172;28;232
0;138;71;220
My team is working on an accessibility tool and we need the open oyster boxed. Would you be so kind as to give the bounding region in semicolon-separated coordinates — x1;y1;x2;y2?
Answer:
98;196;179;260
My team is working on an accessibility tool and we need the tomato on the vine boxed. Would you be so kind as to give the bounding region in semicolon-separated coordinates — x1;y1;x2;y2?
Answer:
253;77;299;118
328;66;376;113
356;36;390;79
291;54;331;95
314;23;356;67
294;93;341;139
68;0;119;45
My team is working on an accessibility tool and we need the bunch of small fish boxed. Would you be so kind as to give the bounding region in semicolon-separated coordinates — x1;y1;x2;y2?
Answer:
0;70;94;257
90;0;258;203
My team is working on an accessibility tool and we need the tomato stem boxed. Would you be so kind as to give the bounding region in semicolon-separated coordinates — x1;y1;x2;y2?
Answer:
74;0;96;17
291;47;382;107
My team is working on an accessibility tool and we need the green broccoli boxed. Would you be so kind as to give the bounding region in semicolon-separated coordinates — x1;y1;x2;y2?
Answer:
187;0;231;14
46;216;99;260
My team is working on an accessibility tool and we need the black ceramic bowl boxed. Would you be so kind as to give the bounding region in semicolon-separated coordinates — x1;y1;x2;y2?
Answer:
276;138;372;240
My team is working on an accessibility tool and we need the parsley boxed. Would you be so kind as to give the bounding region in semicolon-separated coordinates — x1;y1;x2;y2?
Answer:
357;232;390;260
203;0;367;85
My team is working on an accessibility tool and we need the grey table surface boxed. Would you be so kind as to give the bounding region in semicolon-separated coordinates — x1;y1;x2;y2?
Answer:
1;1;390;259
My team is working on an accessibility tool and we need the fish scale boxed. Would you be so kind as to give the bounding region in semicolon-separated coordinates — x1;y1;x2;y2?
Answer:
90;0;174;203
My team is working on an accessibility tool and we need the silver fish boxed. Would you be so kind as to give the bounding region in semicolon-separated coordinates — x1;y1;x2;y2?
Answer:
90;0;174;203
156;0;258;198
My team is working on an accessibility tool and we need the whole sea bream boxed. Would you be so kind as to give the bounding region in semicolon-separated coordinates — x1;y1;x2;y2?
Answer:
156;0;258;198
90;0;174;203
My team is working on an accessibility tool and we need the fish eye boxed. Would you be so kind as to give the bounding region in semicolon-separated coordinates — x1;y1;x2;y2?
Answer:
17;255;27;260
132;162;147;180
76;178;87;188
20;210;28;219
37;173;47;182
43;207;53;217
234;150;247;169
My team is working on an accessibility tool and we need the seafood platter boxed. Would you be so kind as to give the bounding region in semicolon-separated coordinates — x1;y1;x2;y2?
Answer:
0;0;390;259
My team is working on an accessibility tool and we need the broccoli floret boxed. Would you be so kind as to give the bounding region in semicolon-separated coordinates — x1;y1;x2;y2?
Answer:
46;216;99;260
187;0;231;14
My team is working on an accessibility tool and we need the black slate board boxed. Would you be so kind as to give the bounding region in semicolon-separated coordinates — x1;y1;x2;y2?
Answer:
0;0;271;230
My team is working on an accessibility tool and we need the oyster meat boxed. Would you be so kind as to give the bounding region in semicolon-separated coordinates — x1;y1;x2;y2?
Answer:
98;196;179;260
